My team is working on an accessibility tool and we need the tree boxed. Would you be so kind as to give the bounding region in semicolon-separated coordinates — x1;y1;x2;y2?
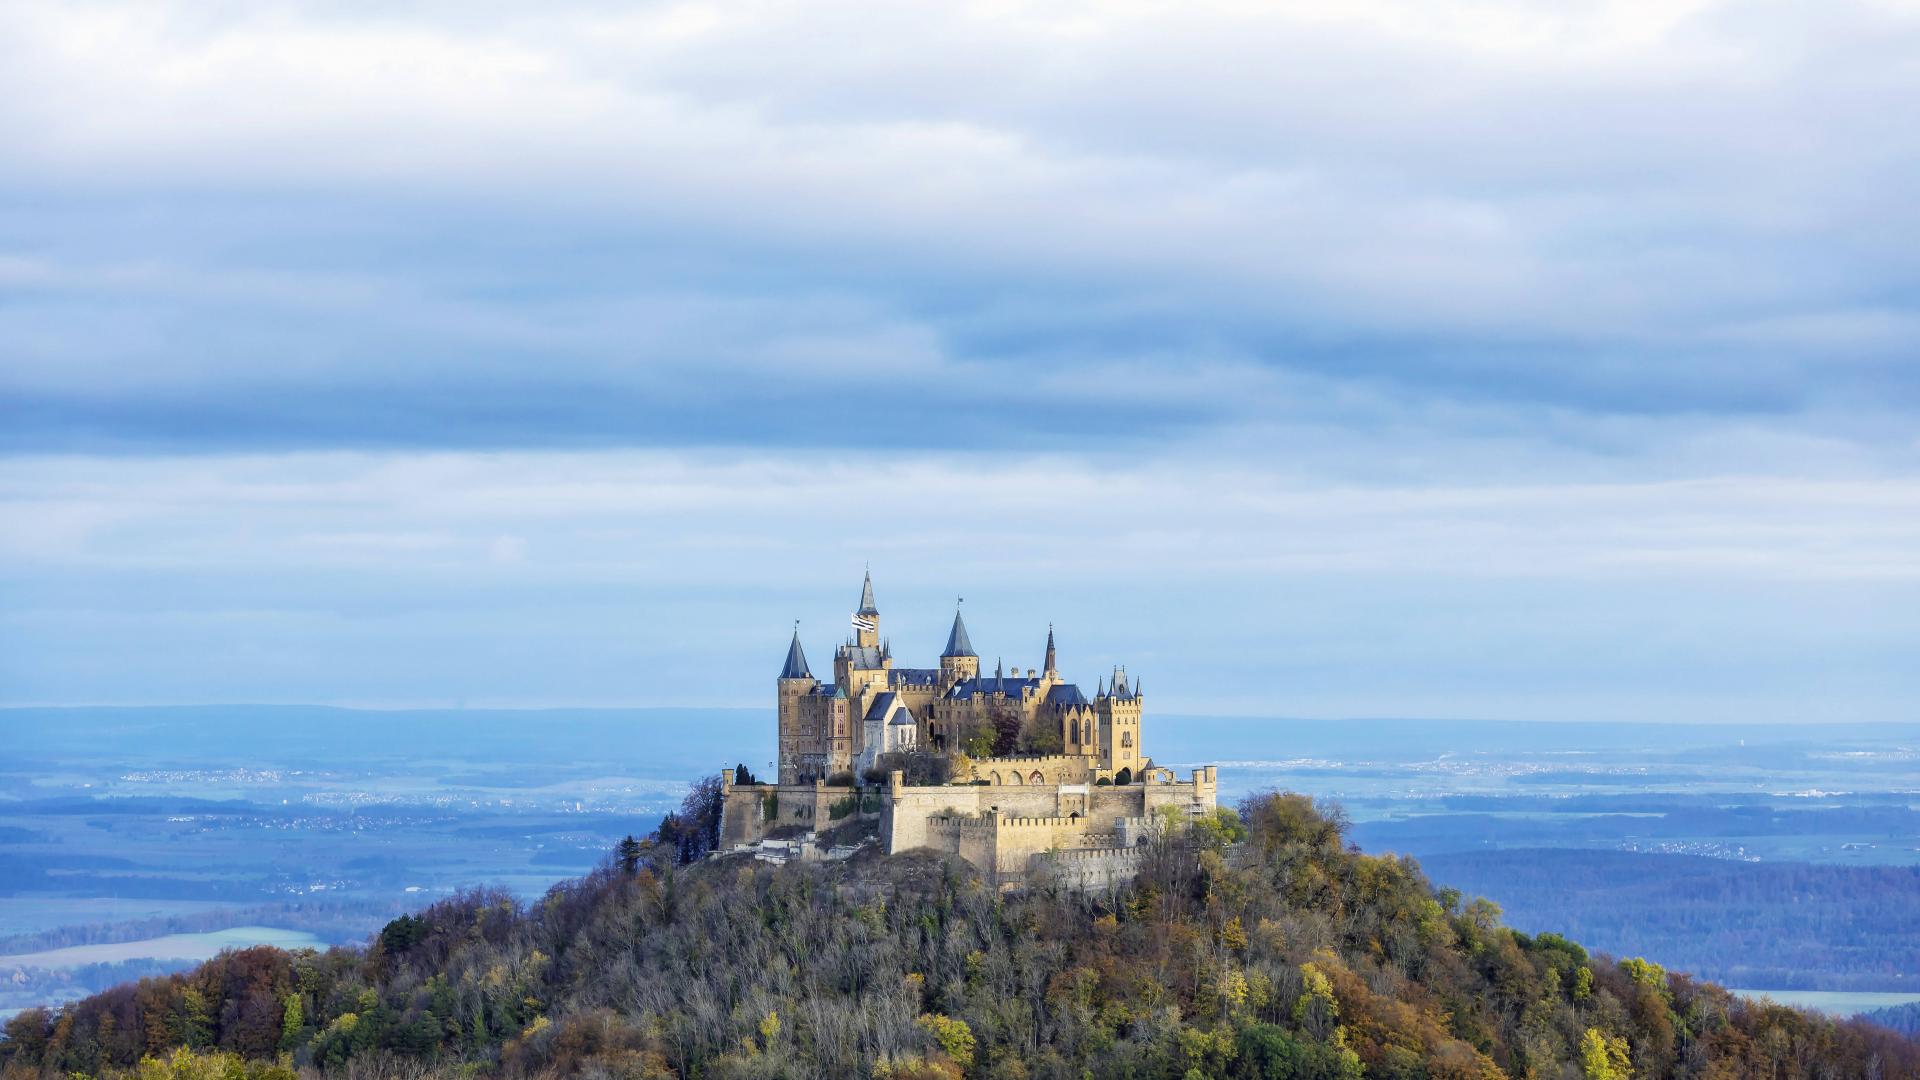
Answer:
1019;715;1063;756
915;1014;974;1071
1114;767;1132;785
733;763;755;786
955;716;996;759
278;995;304;1053
616;835;643;875
1193;807;1248;849
987;705;1022;757
661;774;725;864
1294;962;1339;1041
871;751;951;787
1579;1028;1631;1080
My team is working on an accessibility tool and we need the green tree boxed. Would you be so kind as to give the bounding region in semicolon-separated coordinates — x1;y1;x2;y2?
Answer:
277;995;303;1052
1193;807;1248;849
616;835;644;875
1293;962;1340;1041
960;722;996;758
180;988;213;1050
1619;957;1667;994
916;1013;975;1071
1579;1028;1631;1080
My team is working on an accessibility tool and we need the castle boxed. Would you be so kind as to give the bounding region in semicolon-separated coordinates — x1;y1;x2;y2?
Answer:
719;572;1218;888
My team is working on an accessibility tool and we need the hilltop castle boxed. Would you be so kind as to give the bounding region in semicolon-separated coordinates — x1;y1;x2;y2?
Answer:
720;573;1218;888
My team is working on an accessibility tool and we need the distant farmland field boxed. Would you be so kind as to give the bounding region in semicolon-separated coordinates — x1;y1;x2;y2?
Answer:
0;926;325;969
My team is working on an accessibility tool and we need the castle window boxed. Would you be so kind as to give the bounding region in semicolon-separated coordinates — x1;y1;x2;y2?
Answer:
1121;731;1133;748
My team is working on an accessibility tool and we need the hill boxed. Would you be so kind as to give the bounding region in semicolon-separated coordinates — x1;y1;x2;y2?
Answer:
2;793;1916;1079
1868;1003;1920;1037
1417;850;1920;991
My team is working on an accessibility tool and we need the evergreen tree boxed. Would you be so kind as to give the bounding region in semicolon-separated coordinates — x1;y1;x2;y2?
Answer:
616;835;643;875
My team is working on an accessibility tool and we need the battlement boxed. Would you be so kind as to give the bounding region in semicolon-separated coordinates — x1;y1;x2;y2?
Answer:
970;755;1094;785
926;812;997;831
997;814;1081;829
1043;844;1141;863
924;812;1085;831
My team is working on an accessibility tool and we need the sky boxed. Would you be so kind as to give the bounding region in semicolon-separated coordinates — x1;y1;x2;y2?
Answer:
2;0;1918;720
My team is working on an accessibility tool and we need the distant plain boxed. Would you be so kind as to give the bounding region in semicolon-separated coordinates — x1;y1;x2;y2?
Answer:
2;706;1915;1021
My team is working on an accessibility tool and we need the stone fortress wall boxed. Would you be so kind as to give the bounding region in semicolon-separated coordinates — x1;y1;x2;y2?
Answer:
883;766;1218;887
720;776;876;849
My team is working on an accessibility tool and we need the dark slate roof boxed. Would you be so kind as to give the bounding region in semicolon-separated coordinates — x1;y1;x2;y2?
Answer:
890;668;940;688
779;632;812;680
864;692;899;722
948;674;1041;700
942;610;976;658
1045;683;1089;707
890;703;917;726
842;644;886;668
807;683;846;698
857;571;878;616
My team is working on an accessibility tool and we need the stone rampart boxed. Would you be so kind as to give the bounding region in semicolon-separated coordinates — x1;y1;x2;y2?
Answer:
719;774;862;848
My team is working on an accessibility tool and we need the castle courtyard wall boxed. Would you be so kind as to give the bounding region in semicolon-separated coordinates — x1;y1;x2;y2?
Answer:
882;767;1219;886
720;776;862;848
1035;847;1146;891
967;754;1094;786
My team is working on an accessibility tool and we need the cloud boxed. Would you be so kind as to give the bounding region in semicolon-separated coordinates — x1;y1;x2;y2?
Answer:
1;2;1917;715
0;0;1917;459
4;449;1916;583
2;450;1917;715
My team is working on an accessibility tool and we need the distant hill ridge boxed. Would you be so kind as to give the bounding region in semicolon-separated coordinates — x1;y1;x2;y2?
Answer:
2;793;1915;1079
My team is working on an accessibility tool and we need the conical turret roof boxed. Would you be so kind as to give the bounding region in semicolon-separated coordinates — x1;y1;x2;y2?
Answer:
779;630;812;680
856;570;878;616
942;609;976;658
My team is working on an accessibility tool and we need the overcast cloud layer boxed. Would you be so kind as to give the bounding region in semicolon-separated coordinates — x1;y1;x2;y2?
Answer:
2;1;1917;717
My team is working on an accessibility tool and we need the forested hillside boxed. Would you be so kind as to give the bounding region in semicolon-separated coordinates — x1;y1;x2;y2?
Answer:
3;794;1915;1079
1868;1004;1920;1037
1418;850;1920;991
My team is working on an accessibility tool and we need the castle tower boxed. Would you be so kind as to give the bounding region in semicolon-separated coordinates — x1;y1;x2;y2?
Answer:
853;569;880;649
939;606;979;688
776;627;817;784
1097;665;1144;778
778;627;814;699
1043;624;1057;678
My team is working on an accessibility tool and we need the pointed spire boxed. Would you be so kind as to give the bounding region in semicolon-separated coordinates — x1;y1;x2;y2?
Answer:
779;626;812;680
942;608;976;658
856;568;878;616
1043;623;1057;674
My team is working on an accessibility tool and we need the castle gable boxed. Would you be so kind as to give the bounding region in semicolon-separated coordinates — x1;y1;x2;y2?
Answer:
948;674;1041;700
888;668;940;688
1045;683;1089;707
